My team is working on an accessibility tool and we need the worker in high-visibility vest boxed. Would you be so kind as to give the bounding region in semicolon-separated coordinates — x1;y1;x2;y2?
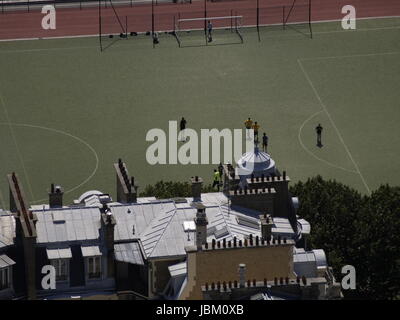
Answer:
212;169;221;191
244;117;253;140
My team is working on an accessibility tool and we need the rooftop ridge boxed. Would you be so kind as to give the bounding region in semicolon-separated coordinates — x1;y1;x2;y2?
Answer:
201;275;316;293
201;234;294;252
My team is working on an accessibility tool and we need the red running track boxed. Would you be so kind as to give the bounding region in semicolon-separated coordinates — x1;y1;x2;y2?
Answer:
0;0;399;40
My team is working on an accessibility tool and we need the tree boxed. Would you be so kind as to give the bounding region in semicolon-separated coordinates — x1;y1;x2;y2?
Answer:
355;185;400;299
139;180;214;199
290;176;400;300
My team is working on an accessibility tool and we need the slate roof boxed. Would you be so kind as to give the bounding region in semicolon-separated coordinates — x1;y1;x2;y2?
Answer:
110;201;176;242
108;192;304;260
33;207;101;244
114;242;144;265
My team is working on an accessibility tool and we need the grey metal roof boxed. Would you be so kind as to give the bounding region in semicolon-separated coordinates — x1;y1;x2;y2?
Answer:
0;214;15;249
81;245;102;257
297;219;311;234
33;207;101;244
114;242;144;265
168;262;187;278
110;201;176;242
46;247;72;259
132;190;307;260
139;201;268;259
293;248;321;277
0;254;16;268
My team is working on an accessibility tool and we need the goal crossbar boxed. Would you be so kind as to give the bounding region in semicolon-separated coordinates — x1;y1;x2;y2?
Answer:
178;15;243;23
174;14;243;47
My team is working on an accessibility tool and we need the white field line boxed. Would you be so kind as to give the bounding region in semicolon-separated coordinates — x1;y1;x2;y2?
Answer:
297;110;358;174
0;92;36;200
0;122;100;204
297;59;371;194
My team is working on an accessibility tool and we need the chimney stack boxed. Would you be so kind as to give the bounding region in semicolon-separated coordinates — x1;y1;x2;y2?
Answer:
102;210;116;278
114;159;137;203
49;183;63;208
190;176;203;202
193;202;208;250
259;213;273;241
238;264;246;288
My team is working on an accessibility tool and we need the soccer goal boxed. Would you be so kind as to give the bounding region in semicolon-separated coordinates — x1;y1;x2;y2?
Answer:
173;15;243;47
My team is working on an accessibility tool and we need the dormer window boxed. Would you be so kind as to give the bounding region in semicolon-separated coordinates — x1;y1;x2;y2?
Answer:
46;248;72;282
81;246;102;280
50;259;69;282
0;267;11;290
0;255;15;291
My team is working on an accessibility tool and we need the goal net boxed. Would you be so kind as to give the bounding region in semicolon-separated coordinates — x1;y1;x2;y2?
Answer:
174;15;243;47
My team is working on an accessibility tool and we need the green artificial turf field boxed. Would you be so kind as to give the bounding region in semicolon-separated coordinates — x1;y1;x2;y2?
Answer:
0;17;399;206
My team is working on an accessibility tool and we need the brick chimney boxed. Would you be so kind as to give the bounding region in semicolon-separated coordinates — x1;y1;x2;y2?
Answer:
238;264;246;288
114;158;137;203
101;204;116;278
193;202;207;250
190;176;203;202
7;172;37;300
49;183;63;208
259;213;273;241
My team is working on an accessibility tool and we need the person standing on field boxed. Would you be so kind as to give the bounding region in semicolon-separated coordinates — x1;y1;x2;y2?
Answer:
207;20;213;42
316;123;323;147
180;117;187;142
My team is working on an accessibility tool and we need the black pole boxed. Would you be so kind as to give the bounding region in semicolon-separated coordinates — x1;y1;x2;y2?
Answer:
125;15;128;38
80;0;82;10
283;6;285;30
256;0;260;41
309;0;313;39
152;0;155;48
2;0;3;14
204;0;207;45
28;0;30;13
231;9;233;32
99;0;102;52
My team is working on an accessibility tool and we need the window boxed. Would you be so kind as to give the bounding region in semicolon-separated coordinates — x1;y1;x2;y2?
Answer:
51;259;69;282
87;257;101;279
0;267;11;290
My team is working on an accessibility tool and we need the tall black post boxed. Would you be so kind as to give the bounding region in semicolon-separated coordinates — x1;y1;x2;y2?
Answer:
99;0;102;52
256;0;260;42
309;0;313;39
125;15;128;39
283;5;285;30
204;0;207;45
152;0;155;48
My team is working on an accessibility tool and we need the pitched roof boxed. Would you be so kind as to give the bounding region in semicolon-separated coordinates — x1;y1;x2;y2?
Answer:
33;207;101;243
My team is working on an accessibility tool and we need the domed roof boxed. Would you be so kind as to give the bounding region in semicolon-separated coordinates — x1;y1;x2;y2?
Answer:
236;147;276;177
77;190;104;204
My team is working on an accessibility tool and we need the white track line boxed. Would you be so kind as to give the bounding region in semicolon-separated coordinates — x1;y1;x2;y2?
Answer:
297;110;358;174
0;92;36;200
0;15;399;45
297;59;371;194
